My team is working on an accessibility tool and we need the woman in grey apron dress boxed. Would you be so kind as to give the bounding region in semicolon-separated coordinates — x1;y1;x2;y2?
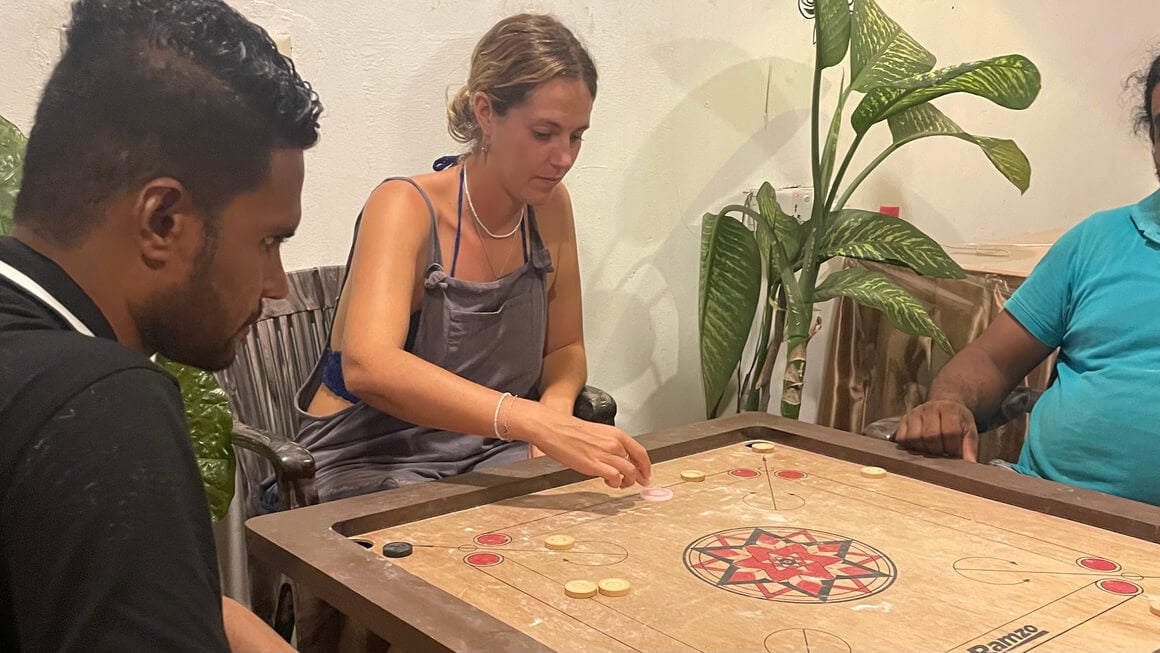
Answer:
296;163;552;500
294;14;651;507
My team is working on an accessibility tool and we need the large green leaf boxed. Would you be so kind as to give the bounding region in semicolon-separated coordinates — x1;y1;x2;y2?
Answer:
821;208;965;278
815;0;851;69
889;102;1032;193
700;212;762;417
852;54;1041;133
815;268;951;353
755;182;803;263
0;115;26;236
850;0;935;92
159;359;236;522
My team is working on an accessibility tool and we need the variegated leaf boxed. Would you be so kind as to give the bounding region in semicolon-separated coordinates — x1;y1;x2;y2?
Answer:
852;54;1041;133
755;214;776;272
816;0;851;69
821;209;965;278
815;268;952;353
889;103;1031;193
756;182;803;263
850;0;935;92
700;213;762;417
820;74;849;196
0;114;26;236
158;359;236;523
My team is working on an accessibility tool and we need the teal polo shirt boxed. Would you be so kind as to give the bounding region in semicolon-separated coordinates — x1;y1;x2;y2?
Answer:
1006;189;1160;505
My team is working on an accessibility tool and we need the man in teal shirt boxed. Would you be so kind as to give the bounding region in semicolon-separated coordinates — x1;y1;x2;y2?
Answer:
893;54;1160;506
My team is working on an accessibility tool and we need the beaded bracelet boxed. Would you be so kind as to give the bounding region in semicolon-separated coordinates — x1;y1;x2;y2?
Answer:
500;393;518;441
493;392;514;441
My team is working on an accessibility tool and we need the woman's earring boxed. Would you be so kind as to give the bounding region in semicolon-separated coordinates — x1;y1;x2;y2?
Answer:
481;137;490;155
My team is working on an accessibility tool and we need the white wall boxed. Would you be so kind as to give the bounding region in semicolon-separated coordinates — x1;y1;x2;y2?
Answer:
3;1;1159;434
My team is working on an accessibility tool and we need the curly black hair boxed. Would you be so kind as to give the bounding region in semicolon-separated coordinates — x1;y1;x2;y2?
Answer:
1130;52;1160;142
15;0;324;245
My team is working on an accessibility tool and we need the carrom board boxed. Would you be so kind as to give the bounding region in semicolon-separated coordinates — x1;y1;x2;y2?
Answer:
247;414;1160;653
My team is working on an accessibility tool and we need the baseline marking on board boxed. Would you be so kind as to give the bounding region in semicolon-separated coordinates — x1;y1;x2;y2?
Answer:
1022;597;1138;652
798;470;1104;568
465;560;649;653
508;556;705;653
943;581;1142;653
409;542;630;563
474;458;769;537
952;556;1159;585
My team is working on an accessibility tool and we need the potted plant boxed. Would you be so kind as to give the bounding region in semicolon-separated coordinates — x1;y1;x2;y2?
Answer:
699;0;1041;419
0;113;235;521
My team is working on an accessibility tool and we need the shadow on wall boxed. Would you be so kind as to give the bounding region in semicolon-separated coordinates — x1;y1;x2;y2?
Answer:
290;12;476;268
588;37;816;432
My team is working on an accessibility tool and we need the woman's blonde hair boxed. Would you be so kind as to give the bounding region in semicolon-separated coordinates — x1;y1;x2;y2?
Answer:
447;14;597;150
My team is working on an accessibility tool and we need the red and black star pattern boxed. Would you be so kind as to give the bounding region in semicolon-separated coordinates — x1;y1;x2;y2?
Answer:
684;527;896;603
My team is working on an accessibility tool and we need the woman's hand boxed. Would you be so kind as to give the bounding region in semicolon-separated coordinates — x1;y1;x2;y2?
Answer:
508;399;651;489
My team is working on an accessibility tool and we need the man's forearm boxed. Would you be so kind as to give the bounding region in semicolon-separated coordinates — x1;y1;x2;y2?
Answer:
222;596;294;653
928;345;1018;419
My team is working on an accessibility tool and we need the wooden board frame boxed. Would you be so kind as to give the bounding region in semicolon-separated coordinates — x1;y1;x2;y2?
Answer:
246;414;1160;653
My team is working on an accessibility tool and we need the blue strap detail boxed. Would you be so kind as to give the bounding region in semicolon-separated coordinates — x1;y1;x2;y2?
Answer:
320;312;423;404
520;218;529;263
433;155;459;172
320;347;361;403
451;165;465;278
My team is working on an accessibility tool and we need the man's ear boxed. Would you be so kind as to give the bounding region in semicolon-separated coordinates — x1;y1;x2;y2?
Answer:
134;178;203;269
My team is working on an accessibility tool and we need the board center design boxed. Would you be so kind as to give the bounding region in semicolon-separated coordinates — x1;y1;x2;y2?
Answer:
684;527;897;603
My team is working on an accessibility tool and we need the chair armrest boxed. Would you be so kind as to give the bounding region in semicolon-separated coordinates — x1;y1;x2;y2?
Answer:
231;421;319;509
573;385;617;425
861;386;1044;441
974;386;1043;434
862;416;900;441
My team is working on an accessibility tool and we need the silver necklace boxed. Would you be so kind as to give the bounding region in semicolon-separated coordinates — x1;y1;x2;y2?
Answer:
472;216;516;279
464;163;524;239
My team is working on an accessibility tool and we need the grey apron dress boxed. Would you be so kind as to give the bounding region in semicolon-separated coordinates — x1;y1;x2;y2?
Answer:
295;167;552;503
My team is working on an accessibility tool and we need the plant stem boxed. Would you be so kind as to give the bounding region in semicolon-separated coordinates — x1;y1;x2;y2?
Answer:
832;131;932;211
810;58;823;223
719;204;764;224
798;55;830;330
735;361;743;413
781;340;809;419
757;284;786;411
746;271;776;404
824;131;865;213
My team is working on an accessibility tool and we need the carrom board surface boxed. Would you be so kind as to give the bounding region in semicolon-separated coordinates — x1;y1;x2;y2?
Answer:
246;414;1160;653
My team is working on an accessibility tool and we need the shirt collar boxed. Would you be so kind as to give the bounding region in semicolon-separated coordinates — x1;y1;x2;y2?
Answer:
0;236;118;340
1129;187;1160;246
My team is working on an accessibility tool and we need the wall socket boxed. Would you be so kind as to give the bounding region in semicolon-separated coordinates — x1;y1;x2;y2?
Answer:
740;185;814;230
774;186;814;221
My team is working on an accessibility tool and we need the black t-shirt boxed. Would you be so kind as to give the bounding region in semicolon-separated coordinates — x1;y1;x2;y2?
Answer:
0;237;230;652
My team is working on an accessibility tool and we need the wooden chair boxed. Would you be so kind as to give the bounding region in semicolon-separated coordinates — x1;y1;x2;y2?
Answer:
214;264;617;637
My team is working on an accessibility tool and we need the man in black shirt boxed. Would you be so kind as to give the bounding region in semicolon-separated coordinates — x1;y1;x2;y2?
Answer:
0;1;323;651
